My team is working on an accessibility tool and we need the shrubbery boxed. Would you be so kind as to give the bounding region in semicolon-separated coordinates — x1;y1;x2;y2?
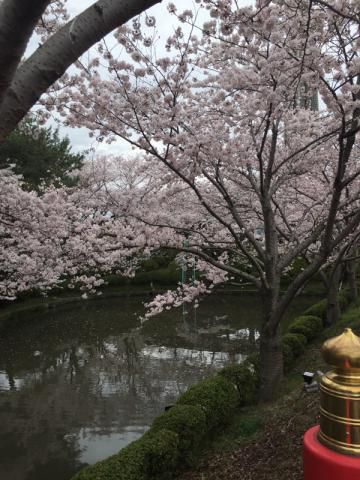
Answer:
177;375;238;429
219;361;257;405
282;333;307;357
151;405;206;464
72;429;179;480
304;299;327;320
71;375;237;480
287;315;322;341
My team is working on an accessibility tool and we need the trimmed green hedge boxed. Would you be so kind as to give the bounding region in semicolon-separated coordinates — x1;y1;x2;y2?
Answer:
177;375;238;430
71;429;179;480
71;376;237;480
151;405;206;464
219;361;257;405
282;333;307;356
304;299;327;320
287;315;322;341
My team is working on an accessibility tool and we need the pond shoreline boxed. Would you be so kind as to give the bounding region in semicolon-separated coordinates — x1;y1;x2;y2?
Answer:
0;283;324;329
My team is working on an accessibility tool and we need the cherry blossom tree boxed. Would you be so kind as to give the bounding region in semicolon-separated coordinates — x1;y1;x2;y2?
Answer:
0;167;141;300
0;0;164;142
32;0;360;399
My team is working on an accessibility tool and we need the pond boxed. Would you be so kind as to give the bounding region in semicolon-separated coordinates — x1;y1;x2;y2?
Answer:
0;292;317;480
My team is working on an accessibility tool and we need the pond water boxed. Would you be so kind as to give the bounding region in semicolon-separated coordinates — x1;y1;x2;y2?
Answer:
0;293;317;480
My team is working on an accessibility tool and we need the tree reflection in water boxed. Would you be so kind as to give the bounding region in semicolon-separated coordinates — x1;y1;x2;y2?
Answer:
0;293;313;480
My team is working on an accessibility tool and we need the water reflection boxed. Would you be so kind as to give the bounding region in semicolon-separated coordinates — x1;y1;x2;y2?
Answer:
0;293;314;480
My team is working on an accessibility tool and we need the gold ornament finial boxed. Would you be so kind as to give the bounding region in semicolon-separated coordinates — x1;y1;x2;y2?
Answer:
319;328;360;456
321;328;360;369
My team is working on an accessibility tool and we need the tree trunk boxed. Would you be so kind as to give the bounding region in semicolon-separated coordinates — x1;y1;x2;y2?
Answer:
0;0;162;142
325;264;341;327
259;322;283;402
0;0;50;108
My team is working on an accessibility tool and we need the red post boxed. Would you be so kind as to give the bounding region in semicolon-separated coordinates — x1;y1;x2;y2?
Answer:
304;426;360;480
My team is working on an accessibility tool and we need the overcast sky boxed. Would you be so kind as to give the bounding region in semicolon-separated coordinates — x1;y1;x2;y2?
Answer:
27;0;251;158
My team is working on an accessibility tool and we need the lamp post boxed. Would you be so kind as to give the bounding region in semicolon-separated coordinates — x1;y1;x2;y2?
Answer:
303;328;360;479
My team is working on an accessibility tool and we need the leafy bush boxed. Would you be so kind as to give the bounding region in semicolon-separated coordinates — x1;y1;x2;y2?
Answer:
177;375;238;429
151;405;206;463
71;429;179;480
219;362;257;405
282;333;307;357
304;299;327;320
287;315;322;341
338;290;351;312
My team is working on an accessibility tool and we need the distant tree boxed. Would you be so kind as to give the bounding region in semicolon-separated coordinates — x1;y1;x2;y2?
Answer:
0;120;84;189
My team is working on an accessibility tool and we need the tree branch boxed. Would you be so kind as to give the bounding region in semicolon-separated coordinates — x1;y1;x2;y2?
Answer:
0;0;162;142
0;0;50;108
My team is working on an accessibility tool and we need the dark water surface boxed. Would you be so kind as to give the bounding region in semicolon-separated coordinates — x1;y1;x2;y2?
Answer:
0;293;316;480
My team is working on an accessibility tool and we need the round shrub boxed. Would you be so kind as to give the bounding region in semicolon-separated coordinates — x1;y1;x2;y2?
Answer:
143;429;180;479
177;375;238;430
71;429;179;480
288;315;322;341
151;405;206;463
282;333;307;358
304;299;327;320
219;362;257;405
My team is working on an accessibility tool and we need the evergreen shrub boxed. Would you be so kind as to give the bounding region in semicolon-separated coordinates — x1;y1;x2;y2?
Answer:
219;362;257;405
71;429;179;480
287;315;322;341
282;333;307;357
304;299;327;320
177;375;238;429
150;405;206;463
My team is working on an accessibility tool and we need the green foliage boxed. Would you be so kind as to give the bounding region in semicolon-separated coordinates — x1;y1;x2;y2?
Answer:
304;299;327;320
282;333;307;354
0;119;84;190
335;303;360;335
282;342;295;372
177;375;238;429
219;362;257;405
151;405;206;463
132;262;179;286
71;429;179;480
338;290;351;312
287;315;322;341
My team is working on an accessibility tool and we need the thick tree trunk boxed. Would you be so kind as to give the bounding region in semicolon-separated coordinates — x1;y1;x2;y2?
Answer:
259;322;283;402
0;0;50;108
325;264;341;327
0;0;162;142
259;287;283;402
